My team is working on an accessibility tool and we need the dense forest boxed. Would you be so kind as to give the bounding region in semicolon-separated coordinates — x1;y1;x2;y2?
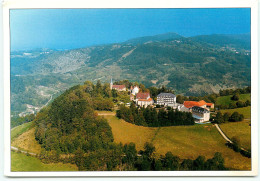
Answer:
116;103;195;127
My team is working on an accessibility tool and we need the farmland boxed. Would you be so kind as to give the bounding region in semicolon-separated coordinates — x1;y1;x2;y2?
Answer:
99;111;251;170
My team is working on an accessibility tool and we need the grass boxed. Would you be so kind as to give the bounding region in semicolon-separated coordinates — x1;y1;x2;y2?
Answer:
11;121;34;142
219;120;251;150
11;151;78;171
100;111;251;170
99;113;158;151
216;93;250;106
12;127;42;155
220;106;251;119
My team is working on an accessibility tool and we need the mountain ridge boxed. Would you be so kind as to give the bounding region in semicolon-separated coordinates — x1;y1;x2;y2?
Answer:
10;32;251;115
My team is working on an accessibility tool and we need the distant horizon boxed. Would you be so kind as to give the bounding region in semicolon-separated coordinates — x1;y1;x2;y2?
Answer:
10;8;250;51
10;31;251;52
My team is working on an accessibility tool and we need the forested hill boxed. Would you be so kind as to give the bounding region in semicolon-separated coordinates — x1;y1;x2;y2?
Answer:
11;32;250;115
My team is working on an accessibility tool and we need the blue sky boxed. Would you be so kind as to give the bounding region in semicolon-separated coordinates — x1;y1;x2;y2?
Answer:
10;8;250;51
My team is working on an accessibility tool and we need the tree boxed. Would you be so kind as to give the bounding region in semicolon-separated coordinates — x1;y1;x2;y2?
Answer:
193;155;206;170
180;159;193;170
231;94;239;101
143;142;155;158
236;101;244;108
176;95;184;104
214;112;224;124
163;152;180;170
229;112;243;122
223;112;230;122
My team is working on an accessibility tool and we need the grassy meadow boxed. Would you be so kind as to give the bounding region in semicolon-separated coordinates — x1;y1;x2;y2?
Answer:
11;121;78;171
99;111;251;170
11;121;35;142
216;93;250;106
102;114;158;151
11;151;78;171
12;127;42;154
219;120;251;150
220;106;251;119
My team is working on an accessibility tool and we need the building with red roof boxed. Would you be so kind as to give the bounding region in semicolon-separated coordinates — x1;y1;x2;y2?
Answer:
183;100;214;110
135;92;153;108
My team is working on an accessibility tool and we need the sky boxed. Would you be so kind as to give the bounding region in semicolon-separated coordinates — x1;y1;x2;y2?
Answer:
10;8;250;51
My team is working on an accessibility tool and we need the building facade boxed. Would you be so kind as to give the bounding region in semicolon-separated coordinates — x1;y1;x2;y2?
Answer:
110;78;126;91
183;100;214;111
191;106;210;123
130;86;139;95
156;93;176;106
136;92;153;108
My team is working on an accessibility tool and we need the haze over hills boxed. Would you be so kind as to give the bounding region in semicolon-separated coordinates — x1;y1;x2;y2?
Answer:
10;32;251;116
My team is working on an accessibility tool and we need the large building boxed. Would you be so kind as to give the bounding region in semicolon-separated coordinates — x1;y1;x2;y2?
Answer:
183;100;214;110
136;92;153;108
156;93;176;106
191;106;210;123
110;78;126;91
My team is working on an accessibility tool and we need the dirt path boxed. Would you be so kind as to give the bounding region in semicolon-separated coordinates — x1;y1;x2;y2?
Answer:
215;124;232;143
214;124;248;152
11;146;37;156
98;112;116;116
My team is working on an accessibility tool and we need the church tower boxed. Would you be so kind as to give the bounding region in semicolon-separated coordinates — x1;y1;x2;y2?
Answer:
110;78;113;90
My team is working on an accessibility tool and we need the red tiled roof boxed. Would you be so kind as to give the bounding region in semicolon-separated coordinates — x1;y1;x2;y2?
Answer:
206;103;214;106
184;100;213;108
136;92;150;99
138;98;153;102
112;85;126;90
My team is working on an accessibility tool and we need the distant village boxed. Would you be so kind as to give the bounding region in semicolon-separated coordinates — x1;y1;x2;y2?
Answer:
110;79;214;124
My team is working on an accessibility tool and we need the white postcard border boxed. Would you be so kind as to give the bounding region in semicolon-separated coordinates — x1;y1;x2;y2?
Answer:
2;0;259;177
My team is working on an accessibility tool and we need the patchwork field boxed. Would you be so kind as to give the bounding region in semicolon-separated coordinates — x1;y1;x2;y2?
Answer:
216;94;250;106
100;111;251;170
11;151;78;171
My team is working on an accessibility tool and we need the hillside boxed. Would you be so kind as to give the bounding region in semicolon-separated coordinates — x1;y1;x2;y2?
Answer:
11;32;251;116
100;111;251;170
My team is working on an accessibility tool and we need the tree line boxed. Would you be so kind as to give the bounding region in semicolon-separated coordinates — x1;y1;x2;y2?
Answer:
116;103;194;127
211;111;244;124
73;142;228;171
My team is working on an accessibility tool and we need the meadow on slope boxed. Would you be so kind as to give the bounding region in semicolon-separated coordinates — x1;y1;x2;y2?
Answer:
100;111;251;170
11;122;78;171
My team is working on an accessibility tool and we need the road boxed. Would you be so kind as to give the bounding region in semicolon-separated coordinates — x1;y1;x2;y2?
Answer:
11;146;37;156
97;112;116;116
214;124;233;143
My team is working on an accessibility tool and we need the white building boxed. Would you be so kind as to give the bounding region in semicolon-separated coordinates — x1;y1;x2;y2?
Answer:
156;93;176;106
191;106;210;123
130;86;139;95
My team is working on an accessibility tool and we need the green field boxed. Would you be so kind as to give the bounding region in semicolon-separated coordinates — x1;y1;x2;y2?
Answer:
11;151;78;171
220;106;251;119
100;111;251;170
219;120;251;150
11;121;78;171
11;121;34;142
216;93;250;106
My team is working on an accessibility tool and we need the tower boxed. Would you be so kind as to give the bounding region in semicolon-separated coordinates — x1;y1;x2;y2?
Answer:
110;78;113;90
